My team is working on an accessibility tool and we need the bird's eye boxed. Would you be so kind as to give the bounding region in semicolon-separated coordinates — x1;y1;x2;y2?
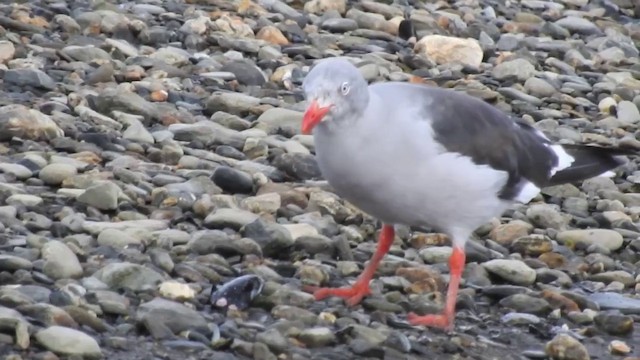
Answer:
340;82;350;95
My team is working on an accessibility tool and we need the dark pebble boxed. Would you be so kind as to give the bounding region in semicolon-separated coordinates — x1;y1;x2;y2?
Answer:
211;166;254;194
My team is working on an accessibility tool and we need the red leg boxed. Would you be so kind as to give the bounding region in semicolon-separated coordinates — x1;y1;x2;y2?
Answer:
407;246;465;331
308;224;395;306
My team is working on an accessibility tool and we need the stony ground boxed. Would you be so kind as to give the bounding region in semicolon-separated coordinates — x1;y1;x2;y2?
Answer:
0;0;639;359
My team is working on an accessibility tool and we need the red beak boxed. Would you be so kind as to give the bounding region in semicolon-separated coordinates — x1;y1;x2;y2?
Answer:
301;99;332;135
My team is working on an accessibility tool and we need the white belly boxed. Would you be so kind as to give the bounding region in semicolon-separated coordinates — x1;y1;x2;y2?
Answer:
314;121;512;237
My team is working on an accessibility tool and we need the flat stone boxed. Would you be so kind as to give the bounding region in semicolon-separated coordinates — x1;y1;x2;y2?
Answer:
35;326;102;359
77;181;121;210
482;259;537;285
42;241;83;280
556;229;623;251
414;35;483;68
92;262;164;291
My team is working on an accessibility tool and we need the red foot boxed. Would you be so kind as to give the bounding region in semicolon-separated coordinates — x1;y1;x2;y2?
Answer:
407;312;454;331
304;281;371;307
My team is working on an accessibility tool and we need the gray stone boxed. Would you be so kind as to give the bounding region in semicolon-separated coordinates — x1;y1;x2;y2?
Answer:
524;77;556;97
35;326;102;358
97;228;143;249
42;240;83;280
482;259;537;285
254;108;304;136
137;297;210;336
4;68;56;90
77;181;120;210
204;208;260;230
616;101;640;125
297;327;336;348
492;58;536;81
0;163;33;180
93;262;164;291
123;119;154;144
556;229;623;251
39;163;78;185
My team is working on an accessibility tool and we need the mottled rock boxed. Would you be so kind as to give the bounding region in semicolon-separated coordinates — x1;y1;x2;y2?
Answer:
482;259;537;285
545;334;590;360
414;35;483;68
35;326;102;359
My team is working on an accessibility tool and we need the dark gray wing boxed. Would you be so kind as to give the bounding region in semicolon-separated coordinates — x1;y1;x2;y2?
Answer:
410;85;628;201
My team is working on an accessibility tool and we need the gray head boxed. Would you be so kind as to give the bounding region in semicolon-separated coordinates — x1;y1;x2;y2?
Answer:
300;57;369;135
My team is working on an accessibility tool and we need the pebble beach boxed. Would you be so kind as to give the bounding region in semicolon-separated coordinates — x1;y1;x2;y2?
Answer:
0;0;639;359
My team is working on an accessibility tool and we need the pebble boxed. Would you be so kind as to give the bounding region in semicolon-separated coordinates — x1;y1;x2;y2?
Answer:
414;35;484;68
39;163;78;185
545;334;590;360
482;259;537;285
492;58;536;81
555;229;623;251
77;181;120;210
35;326;102;358
41;241;83;280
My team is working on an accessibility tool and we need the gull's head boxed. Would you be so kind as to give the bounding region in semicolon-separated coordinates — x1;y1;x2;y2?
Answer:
300;57;369;135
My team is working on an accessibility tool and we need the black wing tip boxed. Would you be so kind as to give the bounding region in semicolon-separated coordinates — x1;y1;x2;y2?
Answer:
546;144;633;186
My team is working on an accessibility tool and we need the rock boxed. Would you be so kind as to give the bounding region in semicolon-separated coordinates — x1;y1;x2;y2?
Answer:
526;204;568;230
256;25;289;45
204;208;260;230
482;259;537;285
241;219;294;257
4;69;56;90
212;166;254;194
0;105;64;141
241;193;281;214
0;255;33;271
617;101;640;125
272;153;321;180
525;77;556;97
123;119;154;144
304;0;347;14
137;297;209;337
609;340;631;355
41;241;83;280
158;281;196;302
256;328;289;354
419;246;453;264
556;229;623;251
0;40;15;63
0;163;32;180
150;46;191;66
35;326;102;359
39;164;78;186
96;228;142;249
594;312;634;335
545;334;590;360
221;60;266;86
492;58;536;81
254;108;304;136
588;292;640;314
554;16;601;35
205;92;260;116
490;220;533;245
93;262;164;291
499;294;551;315
297;327;336;348
414;35;483;68
511;234;553;256
77;181;120;210
60;45;112;62
0;306;30;349
94;89;157;122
